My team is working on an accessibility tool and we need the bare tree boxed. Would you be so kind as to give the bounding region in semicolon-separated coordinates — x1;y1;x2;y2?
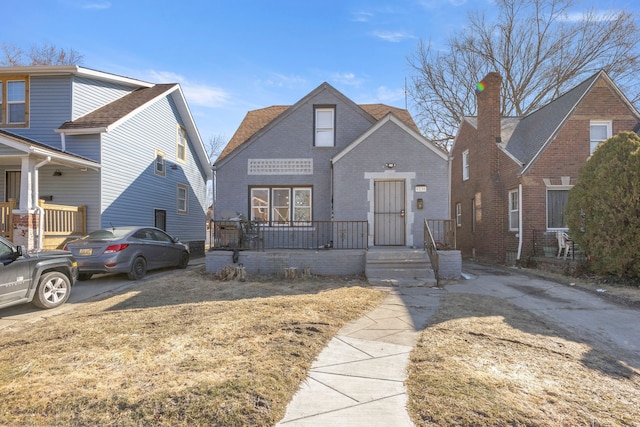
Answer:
408;0;640;150
1;42;83;66
207;133;227;163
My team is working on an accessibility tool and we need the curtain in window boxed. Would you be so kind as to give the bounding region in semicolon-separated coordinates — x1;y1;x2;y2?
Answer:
547;189;568;229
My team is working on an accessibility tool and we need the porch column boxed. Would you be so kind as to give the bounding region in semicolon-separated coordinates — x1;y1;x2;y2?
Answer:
12;157;40;250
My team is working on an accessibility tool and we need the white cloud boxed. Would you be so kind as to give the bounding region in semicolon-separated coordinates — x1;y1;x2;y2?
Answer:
260;73;307;89
376;85;406;103
371;30;415;43
331;72;364;87
146;70;229;108
352;11;374;22
562;9;619;23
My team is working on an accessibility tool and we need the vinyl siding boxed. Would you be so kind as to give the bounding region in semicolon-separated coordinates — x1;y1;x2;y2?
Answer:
7;75;72;149
100;94;206;242
71;76;135;119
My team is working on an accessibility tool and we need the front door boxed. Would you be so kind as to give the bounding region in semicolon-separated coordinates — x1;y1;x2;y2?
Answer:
374;180;405;246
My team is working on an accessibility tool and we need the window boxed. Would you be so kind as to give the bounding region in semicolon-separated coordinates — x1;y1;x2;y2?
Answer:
177;125;187;162
455;203;462;227
547;188;570;230
462;150;469;181
155;150;166;176
508;189;519;230
177;184;188;214
0;77;28;126
250;187;312;225
314;106;335;147
590;121;611;155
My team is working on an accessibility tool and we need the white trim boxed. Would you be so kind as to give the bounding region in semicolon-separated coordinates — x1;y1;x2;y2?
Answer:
333;114;448;164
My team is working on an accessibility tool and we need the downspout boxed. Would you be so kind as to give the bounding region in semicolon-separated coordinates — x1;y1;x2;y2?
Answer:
34;156;52;251
516;183;523;262
60;132;66;152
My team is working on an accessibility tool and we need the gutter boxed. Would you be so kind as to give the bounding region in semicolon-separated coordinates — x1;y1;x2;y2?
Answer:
33;156;52;251
516;183;523;262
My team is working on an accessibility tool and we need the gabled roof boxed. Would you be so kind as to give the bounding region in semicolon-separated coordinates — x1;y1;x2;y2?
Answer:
215;82;420;164
58;84;179;133
332;113;448;164
504;71;602;168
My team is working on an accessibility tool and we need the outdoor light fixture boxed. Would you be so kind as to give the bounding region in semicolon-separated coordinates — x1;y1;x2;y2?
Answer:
385;162;396;169
53;169;62;176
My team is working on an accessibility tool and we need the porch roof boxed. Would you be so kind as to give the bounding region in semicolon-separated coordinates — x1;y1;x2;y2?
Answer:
0;129;101;171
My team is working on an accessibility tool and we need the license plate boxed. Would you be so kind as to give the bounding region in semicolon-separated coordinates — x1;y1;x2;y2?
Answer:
79;248;93;256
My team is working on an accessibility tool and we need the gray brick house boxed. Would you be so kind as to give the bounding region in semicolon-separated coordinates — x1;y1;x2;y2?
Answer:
213;82;450;250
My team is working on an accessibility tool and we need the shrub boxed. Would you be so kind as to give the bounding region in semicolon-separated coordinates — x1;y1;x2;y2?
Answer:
566;132;640;278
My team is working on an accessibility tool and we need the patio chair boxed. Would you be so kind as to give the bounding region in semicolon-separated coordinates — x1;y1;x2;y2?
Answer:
556;231;573;259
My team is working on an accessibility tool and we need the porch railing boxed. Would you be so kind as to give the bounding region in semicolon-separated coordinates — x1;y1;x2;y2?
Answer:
209;220;368;250
0;199;16;239
40;200;87;249
531;229;578;260
423;219;456;286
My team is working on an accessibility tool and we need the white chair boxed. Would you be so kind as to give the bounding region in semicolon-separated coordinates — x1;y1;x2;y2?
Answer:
556;231;573;259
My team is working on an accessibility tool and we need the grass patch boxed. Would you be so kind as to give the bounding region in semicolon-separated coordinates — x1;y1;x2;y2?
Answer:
0;268;385;426
406;293;640;426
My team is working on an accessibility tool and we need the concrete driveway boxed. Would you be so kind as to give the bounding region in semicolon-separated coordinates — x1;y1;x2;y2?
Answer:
0;258;205;331
450;262;640;367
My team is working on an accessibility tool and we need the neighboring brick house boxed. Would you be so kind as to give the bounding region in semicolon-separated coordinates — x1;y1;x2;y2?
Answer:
451;70;640;264
214;82;450;249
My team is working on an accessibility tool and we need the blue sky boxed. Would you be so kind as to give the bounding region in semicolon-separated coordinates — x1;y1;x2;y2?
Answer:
6;0;640;151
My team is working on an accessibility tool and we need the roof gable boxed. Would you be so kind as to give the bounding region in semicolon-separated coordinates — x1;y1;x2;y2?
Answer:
332;113;448;164
215;83;420;164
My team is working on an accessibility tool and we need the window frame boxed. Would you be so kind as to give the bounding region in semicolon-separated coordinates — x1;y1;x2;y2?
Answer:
589;120;612;155
546;186;571;231
462;149;469;181
249;186;313;226
177;184;188;214
314;106;335;147
455;202;462;227
176;124;187;163
154;150;166;177
0;76;29;127
508;189;519;231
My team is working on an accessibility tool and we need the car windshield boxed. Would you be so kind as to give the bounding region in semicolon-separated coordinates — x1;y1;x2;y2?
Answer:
84;229;132;240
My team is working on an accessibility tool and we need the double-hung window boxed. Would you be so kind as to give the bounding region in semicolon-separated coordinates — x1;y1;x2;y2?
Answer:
0;77;28;126
177;125;187;162
590;120;611;155
155;150;166;177
250;187;312;225
455;203;462;227
508;189;519;230
314;106;335;147
462;150;469;181
177;184;188;214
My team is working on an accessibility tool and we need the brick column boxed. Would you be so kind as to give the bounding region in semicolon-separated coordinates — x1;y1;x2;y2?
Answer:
12;211;39;250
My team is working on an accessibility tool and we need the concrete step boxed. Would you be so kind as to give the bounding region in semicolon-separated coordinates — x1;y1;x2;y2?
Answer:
365;248;436;285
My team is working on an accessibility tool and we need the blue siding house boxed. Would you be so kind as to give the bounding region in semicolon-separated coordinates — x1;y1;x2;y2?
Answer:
213;82;449;250
0;66;211;255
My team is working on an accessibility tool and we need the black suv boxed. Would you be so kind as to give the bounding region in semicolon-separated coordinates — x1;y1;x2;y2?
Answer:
0;236;78;310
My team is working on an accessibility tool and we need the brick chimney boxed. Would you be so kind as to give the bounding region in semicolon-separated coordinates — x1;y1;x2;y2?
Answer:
476;72;502;143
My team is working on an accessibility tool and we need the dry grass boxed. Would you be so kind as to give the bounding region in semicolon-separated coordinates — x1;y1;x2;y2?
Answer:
406;293;640;426
0;268;385;426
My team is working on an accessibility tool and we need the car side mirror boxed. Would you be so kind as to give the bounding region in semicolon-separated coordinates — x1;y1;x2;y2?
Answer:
16;245;24;257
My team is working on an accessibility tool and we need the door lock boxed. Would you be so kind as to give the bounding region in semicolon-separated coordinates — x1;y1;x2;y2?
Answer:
400;209;405;218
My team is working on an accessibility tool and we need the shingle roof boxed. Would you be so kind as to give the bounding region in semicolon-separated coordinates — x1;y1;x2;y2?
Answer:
215;103;419;163
58;83;178;130
504;72;601;166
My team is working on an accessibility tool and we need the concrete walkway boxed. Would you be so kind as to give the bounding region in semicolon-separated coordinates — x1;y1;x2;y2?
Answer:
276;285;443;427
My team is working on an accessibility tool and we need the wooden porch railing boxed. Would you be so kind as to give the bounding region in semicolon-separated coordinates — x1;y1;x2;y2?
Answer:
39;200;87;249
0;199;16;240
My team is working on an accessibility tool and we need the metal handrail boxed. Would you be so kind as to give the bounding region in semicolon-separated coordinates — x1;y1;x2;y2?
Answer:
209;219;368;250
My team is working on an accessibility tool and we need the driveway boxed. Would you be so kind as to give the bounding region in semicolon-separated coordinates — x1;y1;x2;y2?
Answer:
447;262;640;367
0;258;206;331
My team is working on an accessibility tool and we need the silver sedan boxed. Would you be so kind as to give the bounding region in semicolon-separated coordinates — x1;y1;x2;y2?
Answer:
64;226;189;280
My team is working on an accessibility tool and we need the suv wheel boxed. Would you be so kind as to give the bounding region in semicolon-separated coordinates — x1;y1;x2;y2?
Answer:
32;271;71;309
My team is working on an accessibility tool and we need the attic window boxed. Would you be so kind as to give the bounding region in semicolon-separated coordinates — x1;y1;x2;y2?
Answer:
314;106;335;147
590;120;611;155
177;125;187;162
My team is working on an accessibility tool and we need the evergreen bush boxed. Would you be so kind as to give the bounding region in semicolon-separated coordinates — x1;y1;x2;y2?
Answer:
566;131;640;278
